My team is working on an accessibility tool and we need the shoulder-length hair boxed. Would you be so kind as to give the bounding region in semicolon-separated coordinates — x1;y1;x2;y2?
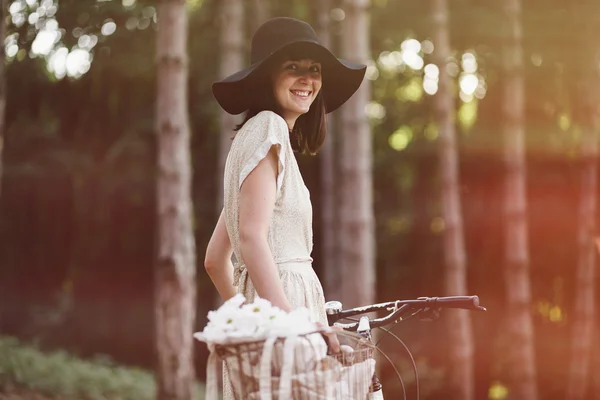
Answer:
234;58;327;155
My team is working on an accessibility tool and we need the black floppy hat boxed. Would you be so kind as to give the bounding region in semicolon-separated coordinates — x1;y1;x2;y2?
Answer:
212;17;367;115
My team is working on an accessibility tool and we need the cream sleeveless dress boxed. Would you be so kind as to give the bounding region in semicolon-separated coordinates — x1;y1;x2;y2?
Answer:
221;110;327;399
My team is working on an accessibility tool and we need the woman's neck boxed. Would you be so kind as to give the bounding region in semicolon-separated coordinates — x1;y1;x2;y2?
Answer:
283;114;298;131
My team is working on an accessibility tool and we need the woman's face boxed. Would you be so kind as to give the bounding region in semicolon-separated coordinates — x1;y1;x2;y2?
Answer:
271;58;322;128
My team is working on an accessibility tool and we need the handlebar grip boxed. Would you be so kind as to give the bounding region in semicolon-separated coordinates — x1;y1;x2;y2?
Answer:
430;295;483;310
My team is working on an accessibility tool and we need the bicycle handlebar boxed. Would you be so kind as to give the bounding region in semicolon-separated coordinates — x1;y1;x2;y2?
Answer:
426;295;484;310
326;295;486;331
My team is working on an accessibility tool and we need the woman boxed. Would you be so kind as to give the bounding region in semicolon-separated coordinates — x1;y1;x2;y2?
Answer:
205;16;366;399
205;14;365;352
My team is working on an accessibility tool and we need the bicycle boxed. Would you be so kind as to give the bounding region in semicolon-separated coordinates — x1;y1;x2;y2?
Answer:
325;295;487;400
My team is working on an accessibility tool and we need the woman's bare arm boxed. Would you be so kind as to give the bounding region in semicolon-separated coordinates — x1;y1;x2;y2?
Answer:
204;210;237;301
238;146;292;312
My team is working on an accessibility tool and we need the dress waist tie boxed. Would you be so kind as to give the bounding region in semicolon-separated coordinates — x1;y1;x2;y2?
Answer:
233;257;313;295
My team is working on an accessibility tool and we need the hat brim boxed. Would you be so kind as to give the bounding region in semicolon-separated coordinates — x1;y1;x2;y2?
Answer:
212;41;367;115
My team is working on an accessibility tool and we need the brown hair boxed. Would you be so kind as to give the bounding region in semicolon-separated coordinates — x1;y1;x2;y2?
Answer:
234;56;327;155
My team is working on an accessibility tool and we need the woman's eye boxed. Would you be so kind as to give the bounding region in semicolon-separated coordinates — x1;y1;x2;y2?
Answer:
285;63;298;70
310;66;321;73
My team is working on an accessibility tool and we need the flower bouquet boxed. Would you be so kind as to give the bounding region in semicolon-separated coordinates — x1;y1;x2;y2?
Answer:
194;294;321;344
195;295;375;400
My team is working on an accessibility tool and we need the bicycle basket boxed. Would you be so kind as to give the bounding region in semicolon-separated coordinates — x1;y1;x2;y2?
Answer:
215;330;376;400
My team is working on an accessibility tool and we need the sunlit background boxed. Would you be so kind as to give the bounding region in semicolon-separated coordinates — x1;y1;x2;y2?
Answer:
1;0;599;399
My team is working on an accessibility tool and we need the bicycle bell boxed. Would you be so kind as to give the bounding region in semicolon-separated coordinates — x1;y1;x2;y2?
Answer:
325;301;343;315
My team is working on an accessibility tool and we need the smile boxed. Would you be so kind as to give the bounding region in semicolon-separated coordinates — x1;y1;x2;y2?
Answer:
290;90;311;98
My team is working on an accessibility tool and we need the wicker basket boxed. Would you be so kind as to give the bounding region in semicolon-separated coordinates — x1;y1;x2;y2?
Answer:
214;330;376;400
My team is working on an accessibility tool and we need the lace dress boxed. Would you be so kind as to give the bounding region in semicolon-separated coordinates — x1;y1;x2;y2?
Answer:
221;110;328;399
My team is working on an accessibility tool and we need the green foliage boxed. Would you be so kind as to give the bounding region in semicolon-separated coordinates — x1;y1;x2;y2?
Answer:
0;336;205;400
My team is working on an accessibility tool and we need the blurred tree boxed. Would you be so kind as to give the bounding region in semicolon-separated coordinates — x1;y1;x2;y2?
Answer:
155;1;197;399
566;13;599;400
313;0;341;301
249;0;269;33
500;0;538;399
566;79;599;400
216;0;243;212
339;0;375;308
0;0;6;199
430;0;474;399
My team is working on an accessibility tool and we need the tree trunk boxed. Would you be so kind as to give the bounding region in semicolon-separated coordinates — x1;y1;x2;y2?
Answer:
339;0;375;308
0;0;7;199
315;0;341;302
216;0;244;212
565;78;599;400
250;0;269;33
501;0;538;399
155;1;197;399
431;1;474;398
0;0;6;329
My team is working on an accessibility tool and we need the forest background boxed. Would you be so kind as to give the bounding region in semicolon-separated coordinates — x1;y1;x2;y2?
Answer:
1;0;600;399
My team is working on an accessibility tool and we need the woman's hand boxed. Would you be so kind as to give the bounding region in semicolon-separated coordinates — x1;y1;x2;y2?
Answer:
316;322;342;354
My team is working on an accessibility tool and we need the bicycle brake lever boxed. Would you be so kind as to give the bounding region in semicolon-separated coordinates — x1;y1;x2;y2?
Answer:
417;307;441;322
386;300;402;313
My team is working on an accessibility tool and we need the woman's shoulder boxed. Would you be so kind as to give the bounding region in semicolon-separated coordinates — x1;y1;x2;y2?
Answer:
239;110;289;139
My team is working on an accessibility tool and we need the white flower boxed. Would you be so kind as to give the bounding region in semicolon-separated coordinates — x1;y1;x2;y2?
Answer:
194;296;322;345
221;293;246;309
206;307;237;327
